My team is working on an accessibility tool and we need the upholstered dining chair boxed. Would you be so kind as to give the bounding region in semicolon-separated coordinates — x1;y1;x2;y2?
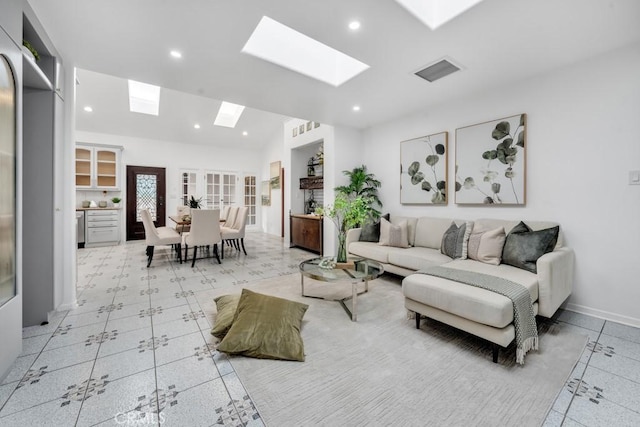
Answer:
221;206;249;257
220;205;231;226
224;206;239;231
184;209;222;267
140;209;182;267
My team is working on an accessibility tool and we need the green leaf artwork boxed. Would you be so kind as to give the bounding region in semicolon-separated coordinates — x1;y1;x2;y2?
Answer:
455;114;526;205
400;132;448;205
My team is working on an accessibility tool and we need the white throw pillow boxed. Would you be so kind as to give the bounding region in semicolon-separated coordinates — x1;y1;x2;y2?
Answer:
379;218;409;248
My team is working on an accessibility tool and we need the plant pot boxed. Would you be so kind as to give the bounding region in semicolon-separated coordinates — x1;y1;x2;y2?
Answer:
113;203;120;208
98;201;107;208
82;201;90;208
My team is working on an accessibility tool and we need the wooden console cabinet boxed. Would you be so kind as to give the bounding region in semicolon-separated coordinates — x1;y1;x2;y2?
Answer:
290;214;323;255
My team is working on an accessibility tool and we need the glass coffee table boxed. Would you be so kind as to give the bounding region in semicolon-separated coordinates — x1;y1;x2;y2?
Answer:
299;257;384;321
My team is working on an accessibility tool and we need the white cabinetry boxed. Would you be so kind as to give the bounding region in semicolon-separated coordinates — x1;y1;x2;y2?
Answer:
86;210;120;247
75;144;122;190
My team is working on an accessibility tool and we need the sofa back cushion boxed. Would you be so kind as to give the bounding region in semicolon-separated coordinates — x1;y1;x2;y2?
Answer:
414;217;460;249
474;218;564;248
391;215;418;246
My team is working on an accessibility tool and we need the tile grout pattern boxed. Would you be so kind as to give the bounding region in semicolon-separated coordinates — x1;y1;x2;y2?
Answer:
0;232;638;426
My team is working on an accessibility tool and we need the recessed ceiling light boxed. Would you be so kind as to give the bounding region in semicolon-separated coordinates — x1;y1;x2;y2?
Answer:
128;80;161;116
242;131;248;136
348;21;361;30
352;105;361;112
170;50;182;58
394;0;484;30
194;124;201;129
242;16;369;87
214;101;245;128
83;106;93;112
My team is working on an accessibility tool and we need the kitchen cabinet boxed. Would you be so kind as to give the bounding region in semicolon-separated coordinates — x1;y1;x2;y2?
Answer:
85;209;120;247
290;214;323;255
75;144;122;190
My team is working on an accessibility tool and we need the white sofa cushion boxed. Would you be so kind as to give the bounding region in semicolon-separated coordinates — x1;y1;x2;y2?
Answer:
349;241;407;264
414;217;456;249
390;216;418;246
402;259;538;329
388;247;452;271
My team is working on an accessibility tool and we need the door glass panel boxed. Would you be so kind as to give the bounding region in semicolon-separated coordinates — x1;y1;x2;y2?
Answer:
0;55;16;307
181;172;197;206
136;174;158;221
244;175;256;225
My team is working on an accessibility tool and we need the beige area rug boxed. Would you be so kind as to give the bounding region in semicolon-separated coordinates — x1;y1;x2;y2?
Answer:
219;274;587;427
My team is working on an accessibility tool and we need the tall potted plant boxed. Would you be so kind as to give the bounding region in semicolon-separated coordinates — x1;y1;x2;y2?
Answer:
317;193;371;263
335;165;382;222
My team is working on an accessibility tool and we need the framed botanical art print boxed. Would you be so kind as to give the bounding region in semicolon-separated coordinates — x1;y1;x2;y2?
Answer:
400;131;448;205
455;114;526;205
270;161;281;189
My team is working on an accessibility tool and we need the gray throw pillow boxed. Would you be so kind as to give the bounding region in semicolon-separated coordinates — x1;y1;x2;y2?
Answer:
359;213;390;242
440;222;471;259
502;222;560;273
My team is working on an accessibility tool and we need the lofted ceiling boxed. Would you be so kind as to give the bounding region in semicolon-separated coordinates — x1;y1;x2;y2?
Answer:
29;0;640;147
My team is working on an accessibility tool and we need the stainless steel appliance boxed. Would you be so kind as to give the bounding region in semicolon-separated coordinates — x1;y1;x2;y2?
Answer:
76;211;85;248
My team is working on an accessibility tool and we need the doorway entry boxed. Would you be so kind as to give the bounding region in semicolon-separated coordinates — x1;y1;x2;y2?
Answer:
126;166;166;241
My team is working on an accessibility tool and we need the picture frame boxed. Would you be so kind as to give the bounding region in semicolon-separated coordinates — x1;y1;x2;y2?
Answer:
270;161;281;189
314;121;320;128
261;180;271;206
455;113;526;205
400;131;448;205
299;124;305;135
293;127;298;137
306;121;312;131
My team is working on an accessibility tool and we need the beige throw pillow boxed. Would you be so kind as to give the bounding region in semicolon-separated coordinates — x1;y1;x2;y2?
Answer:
378;218;409;248
467;226;506;265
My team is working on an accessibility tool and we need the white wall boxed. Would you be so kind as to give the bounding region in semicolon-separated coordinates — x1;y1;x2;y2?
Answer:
260;129;286;237
75;131;263;233
361;43;640;326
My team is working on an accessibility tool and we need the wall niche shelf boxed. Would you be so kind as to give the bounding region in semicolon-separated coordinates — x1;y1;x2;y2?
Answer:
22;52;52;90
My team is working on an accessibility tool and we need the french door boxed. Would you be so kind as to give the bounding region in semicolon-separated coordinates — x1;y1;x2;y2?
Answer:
126;166;166;240
205;171;237;210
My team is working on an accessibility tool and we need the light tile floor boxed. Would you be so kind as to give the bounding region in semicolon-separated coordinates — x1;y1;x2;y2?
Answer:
0;232;638;426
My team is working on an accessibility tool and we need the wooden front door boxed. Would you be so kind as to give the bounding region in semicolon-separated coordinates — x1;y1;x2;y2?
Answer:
126;166;166;241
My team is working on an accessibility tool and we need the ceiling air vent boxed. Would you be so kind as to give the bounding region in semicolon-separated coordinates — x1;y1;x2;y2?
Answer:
414;59;461;82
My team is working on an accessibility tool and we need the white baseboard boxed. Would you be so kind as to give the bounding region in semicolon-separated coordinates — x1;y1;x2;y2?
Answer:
564;303;640;328
56;301;79;312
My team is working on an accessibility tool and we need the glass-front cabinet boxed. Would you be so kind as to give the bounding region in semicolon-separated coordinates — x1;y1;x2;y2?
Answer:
75;144;122;190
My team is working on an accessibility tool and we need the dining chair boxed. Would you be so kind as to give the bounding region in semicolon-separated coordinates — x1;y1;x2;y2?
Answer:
224;206;239;231
221;206;249;257
220;205;231;226
140;209;182;267
184;209;222;267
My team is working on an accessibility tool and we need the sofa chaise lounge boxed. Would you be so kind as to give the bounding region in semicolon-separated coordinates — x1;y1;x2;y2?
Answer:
347;216;574;362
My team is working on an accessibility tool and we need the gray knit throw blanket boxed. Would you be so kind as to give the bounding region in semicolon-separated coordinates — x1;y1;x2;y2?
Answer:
417;266;538;365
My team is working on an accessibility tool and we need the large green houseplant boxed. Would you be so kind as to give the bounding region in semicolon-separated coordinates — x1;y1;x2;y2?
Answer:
335;165;382;222
317;193;371;263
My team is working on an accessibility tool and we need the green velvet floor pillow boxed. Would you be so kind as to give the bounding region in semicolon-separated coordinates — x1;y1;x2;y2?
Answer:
217;289;309;361
211;294;241;339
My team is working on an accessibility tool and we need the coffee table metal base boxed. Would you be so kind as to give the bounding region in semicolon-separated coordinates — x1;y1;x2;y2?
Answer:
301;275;369;321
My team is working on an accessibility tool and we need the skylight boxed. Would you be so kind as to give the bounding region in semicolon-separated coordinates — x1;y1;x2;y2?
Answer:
214;101;245;128
128;80;161;116
394;0;484;30
242;16;370;87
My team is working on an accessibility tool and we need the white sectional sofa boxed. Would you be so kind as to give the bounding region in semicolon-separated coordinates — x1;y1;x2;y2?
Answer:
346;216;575;362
